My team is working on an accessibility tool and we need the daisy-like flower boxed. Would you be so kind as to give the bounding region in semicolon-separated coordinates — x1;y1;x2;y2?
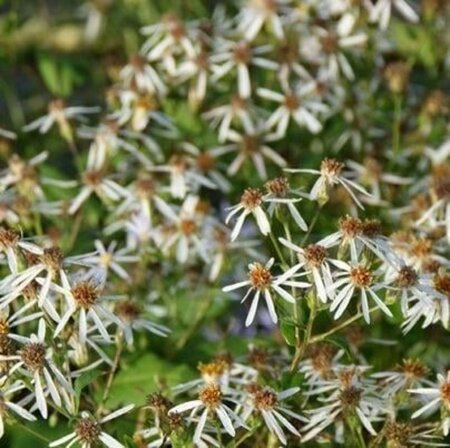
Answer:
114;298;170;346
1;319;74;418
80;240;138;281
416;172;450;243
279;238;343;303
302;367;383;442
264;177;308;231
0;381;36;437
222;257;309;326
169;384;242;445
409;371;450;435
330;263;393;323
285;158;371;209
23;99;98;140
308;23;367;81
372;358;431;396
257;85;328;136
51;269;121;343
69;144;130;214
226;188;271;241
379;420;447;447
0;226;43;273
346;158;413;206
120;53;167;96
215;122;286;180
368;0;419;30
156;195;209;264
211;39;278;98
202;95;258;143
237;0;293;41
241;384;304;445
49;404;135;448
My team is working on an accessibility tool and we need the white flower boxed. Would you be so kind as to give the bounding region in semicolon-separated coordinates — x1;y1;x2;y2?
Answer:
409;371;450;436
49;404;135;448
302;367;383;442
0;319;74;418
329;263;393;323
211;39;278;98
23;99;98;135
368;0;419;30
286;158;371;209
215;122;286;180
0;381;36;438
279;238;342;303
51;269;121;344
257;86;328;136
226;188;271;241
237;0;293;41
169;384;244;445
222;257;309;326
241;385;305;445
264;177;308;231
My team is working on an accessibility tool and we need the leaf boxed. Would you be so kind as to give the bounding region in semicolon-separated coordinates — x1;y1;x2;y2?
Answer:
280;319;298;347
37;54;61;96
74;369;103;398
104;353;196;408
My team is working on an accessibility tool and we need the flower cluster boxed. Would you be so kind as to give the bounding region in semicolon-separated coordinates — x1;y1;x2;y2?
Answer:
0;0;449;446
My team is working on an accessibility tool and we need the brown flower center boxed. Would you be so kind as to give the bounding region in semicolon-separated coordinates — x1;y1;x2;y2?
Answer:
340;386;362;408
199;384;222;408
395;267;418;288
241;188;264;209
233;41;252;64
304;244;327;267
75;417;101;444
71;281;100;309
265;177;289;197
248;263;272;290
21;342;46;371
350;265;373;288
321;158;344;177
0;227;19;251
339;216;362;239
253;388;278;410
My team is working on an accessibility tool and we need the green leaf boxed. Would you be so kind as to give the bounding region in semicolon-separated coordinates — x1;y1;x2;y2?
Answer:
74;368;103;398
104;353;196;408
280;318;299;347
37;54;61;96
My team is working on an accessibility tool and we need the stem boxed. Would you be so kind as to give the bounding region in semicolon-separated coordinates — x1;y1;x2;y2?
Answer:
300;204;322;247
175;291;213;352
310;306;378;344
269;232;288;268
290;296;316;372
100;330;123;410
390;94;402;170
66;209;83;252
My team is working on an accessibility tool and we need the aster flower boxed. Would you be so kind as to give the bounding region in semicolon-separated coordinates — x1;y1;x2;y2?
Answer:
214;122;286;180
169;384;243;445
120;53;167;96
1;319;74;418
302;367;383;442
264;177;308;231
68;145;131;215
0;381;36;437
329;263;393;323
372;358;431;396
51;269;121;343
222;257;310;326
368;0;419;30
155;195;209;264
236;0;293;41
49;404;135;448
241;384;305;445
278;238;343;303
409;371;450;436
285;158;371;209
257;85;328;136
202;95;259;143
23;99;99;139
211;39;278;98
79;240;138;281
225;188;271;241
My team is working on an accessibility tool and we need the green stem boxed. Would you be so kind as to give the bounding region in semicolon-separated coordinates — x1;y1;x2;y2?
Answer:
269;232;288;268
392;94;402;162
300;204;322;247
16;421;50;443
310;306;378;344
